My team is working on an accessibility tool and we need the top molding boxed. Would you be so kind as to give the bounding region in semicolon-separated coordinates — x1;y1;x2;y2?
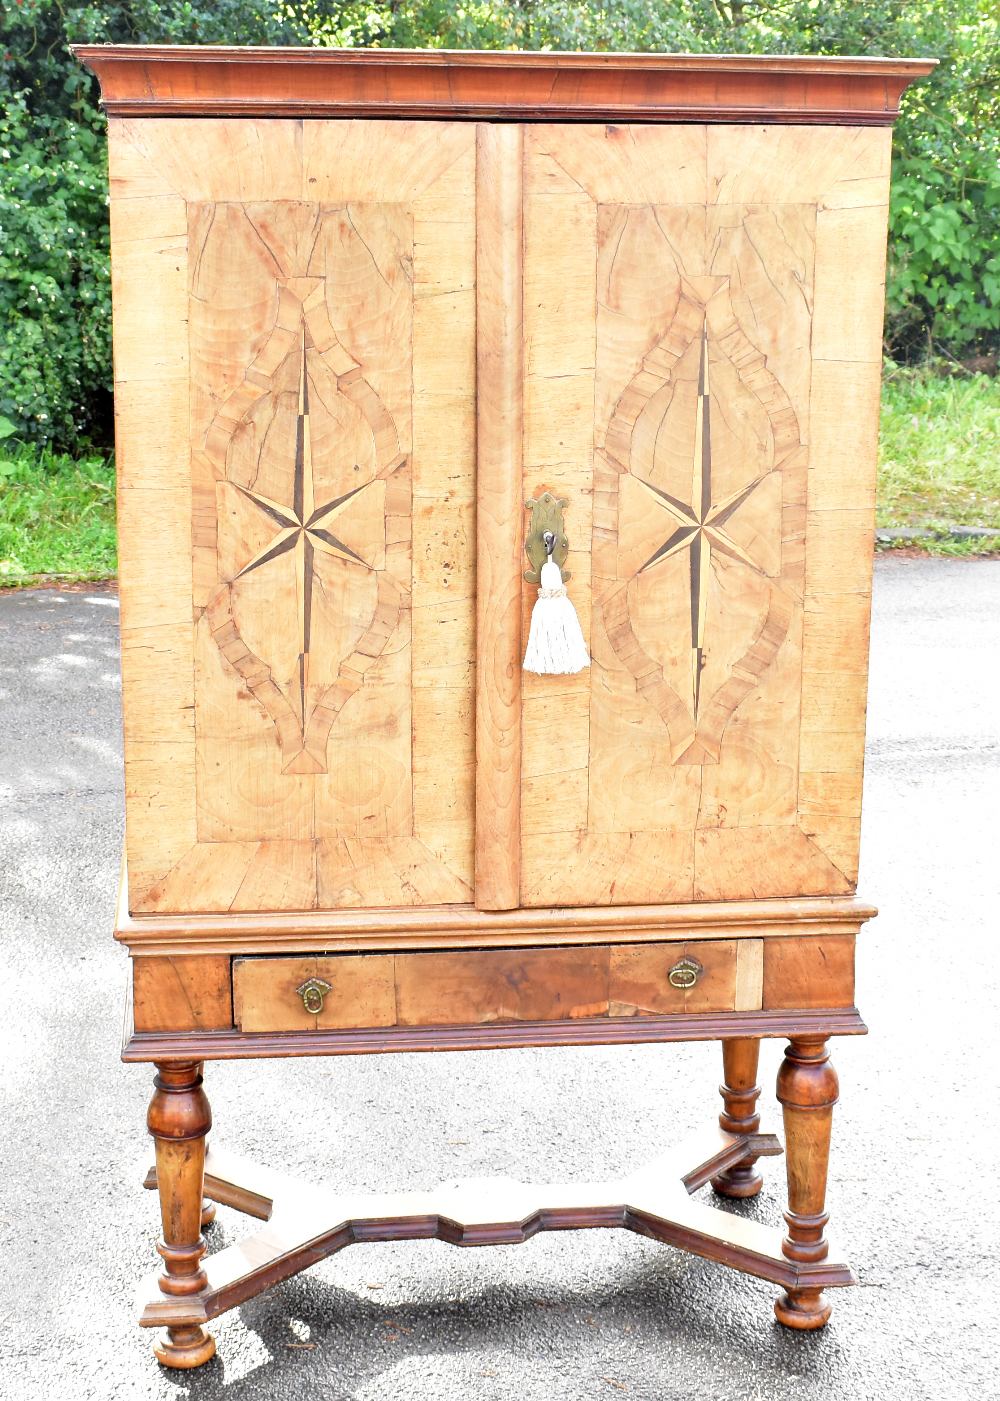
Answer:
74;46;936;125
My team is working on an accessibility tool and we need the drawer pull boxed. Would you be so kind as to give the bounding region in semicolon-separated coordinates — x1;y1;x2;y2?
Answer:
667;956;703;990
296;977;332;1015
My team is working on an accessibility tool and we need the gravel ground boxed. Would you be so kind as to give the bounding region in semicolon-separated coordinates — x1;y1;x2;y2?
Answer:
0;555;997;1401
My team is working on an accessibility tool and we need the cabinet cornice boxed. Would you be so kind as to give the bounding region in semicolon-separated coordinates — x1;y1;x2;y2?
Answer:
74;46;936;124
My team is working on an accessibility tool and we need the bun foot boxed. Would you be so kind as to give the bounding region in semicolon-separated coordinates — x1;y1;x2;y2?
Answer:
153;1324;217;1369
711;1162;764;1199
774;1287;832;1331
201;1199;217;1228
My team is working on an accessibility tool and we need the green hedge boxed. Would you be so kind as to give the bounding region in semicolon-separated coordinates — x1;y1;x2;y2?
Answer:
1;0;997;452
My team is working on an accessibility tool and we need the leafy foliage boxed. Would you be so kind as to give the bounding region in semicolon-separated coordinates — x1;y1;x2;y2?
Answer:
0;1;314;449
0;91;109;448
887;12;1000;360
2;0;997;451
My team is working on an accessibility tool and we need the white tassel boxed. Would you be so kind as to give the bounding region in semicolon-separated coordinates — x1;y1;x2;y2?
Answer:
523;559;590;675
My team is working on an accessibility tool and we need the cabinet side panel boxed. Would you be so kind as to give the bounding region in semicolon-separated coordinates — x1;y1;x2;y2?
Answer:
109;119;198;909
798;130;891;885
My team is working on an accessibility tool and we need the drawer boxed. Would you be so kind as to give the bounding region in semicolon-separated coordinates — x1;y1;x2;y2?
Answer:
232;940;764;1033
610;940;762;1017
233;955;396;1032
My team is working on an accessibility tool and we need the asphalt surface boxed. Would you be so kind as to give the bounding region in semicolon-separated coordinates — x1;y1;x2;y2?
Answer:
0;555;998;1401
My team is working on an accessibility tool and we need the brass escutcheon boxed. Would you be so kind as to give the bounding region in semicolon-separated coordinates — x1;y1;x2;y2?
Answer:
524;491;571;583
296;977;332;1015
667;956;703;990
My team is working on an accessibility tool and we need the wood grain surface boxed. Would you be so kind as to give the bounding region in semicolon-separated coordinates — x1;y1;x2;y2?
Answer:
123;1007;867;1062
518;123;891;908
77;47;935;124
111;118;477;915
230;938;760;1033
109;110;891;925
763;935;856;1009
474;124;524;911
133;956;233;1032
233;954;395;1031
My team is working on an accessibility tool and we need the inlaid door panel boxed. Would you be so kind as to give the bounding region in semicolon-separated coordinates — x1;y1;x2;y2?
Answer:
111;118;477;913
519;124;889;907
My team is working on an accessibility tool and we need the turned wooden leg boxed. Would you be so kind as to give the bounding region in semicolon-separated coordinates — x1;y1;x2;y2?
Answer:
146;1061;216;1369
712;1038;764;1199
201;1146;216;1229
774;1037;838;1330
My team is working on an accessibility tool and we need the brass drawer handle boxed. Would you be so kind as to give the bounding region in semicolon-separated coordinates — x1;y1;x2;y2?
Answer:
296;977;331;1015
667;956;703;990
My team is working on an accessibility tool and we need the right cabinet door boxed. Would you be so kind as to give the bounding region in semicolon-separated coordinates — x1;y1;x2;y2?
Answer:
519;123;890;908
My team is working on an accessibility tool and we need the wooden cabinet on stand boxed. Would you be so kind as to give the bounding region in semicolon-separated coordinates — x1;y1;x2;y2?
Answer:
75;45;933;1368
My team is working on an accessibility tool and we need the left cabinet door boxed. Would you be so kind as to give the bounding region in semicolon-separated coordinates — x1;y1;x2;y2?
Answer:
111;118;477;915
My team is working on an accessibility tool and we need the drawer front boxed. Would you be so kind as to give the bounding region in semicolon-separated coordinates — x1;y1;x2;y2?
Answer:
232;939;763;1033
610;940;762;1017
233;955;396;1032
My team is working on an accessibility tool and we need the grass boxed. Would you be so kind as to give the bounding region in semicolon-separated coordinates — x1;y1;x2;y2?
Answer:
0;438;116;586
878;366;1000;554
0;366;997;586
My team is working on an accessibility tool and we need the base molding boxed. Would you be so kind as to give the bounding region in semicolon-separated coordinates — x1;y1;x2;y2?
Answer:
123;1006;867;1062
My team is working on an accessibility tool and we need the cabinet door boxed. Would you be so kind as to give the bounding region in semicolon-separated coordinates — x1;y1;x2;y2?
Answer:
517;124;889;907
111;118;476;914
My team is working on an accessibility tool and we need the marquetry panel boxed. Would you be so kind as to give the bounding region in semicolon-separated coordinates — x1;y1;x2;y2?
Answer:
519;124;889;908
112;113;886;922
110;118;476;915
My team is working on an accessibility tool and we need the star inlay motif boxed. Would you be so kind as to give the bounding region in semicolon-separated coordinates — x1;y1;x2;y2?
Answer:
234;324;372;727
636;318;769;719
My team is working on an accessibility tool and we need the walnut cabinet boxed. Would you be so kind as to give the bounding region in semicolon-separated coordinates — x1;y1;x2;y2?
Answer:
78;45;933;1368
